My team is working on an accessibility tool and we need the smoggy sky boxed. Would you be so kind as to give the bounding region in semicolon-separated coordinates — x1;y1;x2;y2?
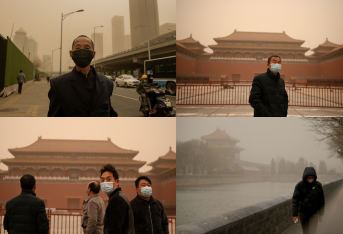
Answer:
0;0;176;71
177;118;343;173
0;118;176;172
177;0;343;55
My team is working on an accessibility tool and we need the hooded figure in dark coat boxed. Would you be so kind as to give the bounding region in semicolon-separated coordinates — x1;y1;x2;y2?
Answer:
292;167;325;234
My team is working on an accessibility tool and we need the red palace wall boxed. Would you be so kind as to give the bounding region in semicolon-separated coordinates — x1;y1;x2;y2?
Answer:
0;181;175;208
177;54;343;81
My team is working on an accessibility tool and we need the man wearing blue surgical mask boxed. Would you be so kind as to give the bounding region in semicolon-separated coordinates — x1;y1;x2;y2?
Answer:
249;55;289;117
130;176;169;234
100;164;134;234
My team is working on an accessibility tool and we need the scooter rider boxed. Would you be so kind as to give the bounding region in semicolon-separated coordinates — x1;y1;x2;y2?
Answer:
136;75;153;112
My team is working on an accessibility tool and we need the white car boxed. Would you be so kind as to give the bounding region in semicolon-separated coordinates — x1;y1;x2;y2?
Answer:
115;75;139;88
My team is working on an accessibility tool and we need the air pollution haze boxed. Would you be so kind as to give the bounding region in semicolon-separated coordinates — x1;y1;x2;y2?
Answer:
0;0;176;71
0;118;176;172
176;0;343;55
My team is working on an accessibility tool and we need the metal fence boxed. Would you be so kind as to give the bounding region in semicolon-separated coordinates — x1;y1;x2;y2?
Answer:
0;209;176;234
176;81;343;108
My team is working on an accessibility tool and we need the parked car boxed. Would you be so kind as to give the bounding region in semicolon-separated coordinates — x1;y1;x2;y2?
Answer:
105;75;115;81
115;75;139;88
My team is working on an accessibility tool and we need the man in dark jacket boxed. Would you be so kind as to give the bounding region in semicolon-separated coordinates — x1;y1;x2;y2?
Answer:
48;35;117;117
249;55;288;117
292;167;325;234
100;164;134;234
17;70;26;94
130;176;169;234
3;174;49;234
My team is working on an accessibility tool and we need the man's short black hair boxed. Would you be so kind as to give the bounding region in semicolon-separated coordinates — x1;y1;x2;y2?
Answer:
20;70;22;73
268;55;281;64
20;174;36;189
71;35;94;50
100;164;119;180
135;176;152;188
88;181;100;194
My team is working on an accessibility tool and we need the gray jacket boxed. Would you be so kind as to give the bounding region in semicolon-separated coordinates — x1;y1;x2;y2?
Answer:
17;73;26;83
81;194;105;234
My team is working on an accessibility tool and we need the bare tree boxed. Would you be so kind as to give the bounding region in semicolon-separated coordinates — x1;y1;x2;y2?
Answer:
304;117;343;160
32;57;43;69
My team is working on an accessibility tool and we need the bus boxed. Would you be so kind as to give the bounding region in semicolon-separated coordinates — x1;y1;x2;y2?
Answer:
144;56;176;95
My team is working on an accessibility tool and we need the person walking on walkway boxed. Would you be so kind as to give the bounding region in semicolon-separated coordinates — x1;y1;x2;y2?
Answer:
17;70;26;94
47;35;117;117
292;167;325;234
100;164;134;234
249;55;288;117
3;174;49;234
82;181;105;234
130;176;169;234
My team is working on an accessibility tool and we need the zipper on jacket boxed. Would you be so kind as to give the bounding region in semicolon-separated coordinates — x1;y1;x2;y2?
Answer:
148;205;154;234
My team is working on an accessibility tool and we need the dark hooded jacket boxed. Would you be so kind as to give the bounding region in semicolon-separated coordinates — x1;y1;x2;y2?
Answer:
249;68;288;117
292;167;325;217
3;189;50;234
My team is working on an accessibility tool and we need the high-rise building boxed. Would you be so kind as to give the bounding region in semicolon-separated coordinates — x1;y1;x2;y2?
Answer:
125;34;131;50
159;23;176;35
91;33;104;60
111;16;125;54
27;36;38;61
42;55;51;73
13;27;28;57
129;0;160;48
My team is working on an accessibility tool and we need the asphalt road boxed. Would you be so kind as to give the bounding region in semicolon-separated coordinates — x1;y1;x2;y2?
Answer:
111;82;176;117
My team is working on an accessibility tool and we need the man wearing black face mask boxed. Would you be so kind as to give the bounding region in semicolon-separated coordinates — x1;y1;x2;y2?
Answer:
47;35;118;117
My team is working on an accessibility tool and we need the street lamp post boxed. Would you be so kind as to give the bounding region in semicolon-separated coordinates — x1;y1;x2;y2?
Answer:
51;48;60;78
59;9;84;76
93;25;103;70
144;0;151;61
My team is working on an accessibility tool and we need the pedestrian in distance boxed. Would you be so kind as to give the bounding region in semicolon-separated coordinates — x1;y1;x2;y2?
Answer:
17;70;26;94
292;167;325;234
130;176;169;234
47;35;117;117
249;55;289;117
100;164;134;234
3;174;49;234
81;181;105;234
47;76;50;83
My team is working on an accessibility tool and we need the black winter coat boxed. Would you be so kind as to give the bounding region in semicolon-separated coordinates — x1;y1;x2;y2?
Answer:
48;66;117;117
104;188;134;234
249;68;288;117
292;167;325;217
130;195;169;234
3;189;49;234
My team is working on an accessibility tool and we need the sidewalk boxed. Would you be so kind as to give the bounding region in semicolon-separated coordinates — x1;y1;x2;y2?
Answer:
176;105;343;117
0;80;50;117
282;183;343;234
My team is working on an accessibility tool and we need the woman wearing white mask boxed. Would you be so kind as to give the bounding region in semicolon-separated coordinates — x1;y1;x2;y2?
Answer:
292;167;325;234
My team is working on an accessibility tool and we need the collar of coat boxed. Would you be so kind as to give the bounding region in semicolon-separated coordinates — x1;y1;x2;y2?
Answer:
267;68;280;80
108;187;122;199
135;194;155;204
84;193;100;203
71;65;96;80
21;189;36;196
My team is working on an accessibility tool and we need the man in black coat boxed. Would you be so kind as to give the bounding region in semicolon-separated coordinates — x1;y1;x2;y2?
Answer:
100;164;134;234
3;174;49;234
292;167;325;234
249;55;288;117
130;176;169;234
48;35;117;117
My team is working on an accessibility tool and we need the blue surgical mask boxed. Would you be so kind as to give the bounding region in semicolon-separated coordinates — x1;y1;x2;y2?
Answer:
270;64;281;73
101;182;115;194
140;186;152;197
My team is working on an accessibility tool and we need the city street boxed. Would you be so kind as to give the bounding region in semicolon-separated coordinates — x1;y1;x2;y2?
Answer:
0;79;176;117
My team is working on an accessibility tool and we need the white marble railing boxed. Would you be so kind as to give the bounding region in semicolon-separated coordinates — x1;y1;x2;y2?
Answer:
4;175;69;180
210;57;308;62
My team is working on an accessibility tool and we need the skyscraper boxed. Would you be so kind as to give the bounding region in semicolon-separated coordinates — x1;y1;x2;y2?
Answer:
129;0;160;48
125;34;132;50
42;55;51;73
159;23;176;35
27;36;38;61
111;16;125;54
91;33;104;61
13;27;28;57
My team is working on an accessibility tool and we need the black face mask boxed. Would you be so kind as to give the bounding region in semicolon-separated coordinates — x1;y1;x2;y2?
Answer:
71;49;94;68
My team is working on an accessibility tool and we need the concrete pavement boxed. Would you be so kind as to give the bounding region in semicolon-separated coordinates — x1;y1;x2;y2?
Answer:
282;183;343;234
0;79;176;117
176;105;343;117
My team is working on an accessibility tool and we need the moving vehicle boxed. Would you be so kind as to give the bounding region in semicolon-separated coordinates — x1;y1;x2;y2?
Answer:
144;56;176;95
115;75;139;88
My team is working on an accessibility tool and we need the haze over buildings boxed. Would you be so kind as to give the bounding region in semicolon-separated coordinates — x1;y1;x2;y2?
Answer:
111;15;125;54
91;32;104;60
160;23;176;35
